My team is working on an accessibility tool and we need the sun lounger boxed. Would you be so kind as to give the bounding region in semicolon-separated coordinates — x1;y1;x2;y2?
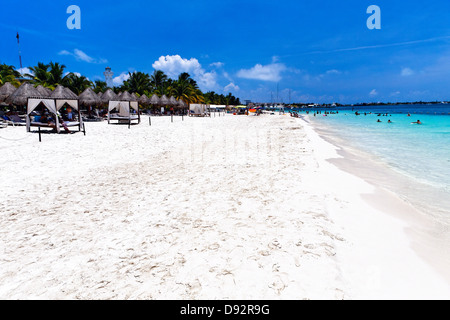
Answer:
3;114;27;126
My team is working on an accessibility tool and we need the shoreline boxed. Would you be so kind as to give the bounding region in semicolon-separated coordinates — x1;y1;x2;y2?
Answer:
0;114;448;299
300;114;450;289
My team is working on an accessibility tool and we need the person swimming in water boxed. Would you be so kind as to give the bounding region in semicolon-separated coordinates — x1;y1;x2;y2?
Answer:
388;119;392;123
412;120;422;124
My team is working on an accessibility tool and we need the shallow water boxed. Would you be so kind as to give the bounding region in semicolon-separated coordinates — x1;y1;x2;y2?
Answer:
305;104;450;225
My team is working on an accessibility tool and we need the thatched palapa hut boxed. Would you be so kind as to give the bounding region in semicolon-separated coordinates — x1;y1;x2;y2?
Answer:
0;82;18;103
36;85;52;97
101;89;118;106
78;87;101;120
138;94;150;107
6;82;41;107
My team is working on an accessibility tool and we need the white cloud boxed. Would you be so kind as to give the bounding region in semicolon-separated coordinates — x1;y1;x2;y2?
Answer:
326;69;341;75
272;56;280;63
390;91;401;96
223;71;233;82
224;83;240;92
237;63;287;82
64;71;81;77
152;55;218;90
58;49;107;64
17;67;33;77
113;72;130;86
197;71;217;90
401;67;414;76
370;89;378;96
210;62;224;68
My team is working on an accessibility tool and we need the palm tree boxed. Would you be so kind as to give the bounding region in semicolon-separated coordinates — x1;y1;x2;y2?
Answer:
150;70;168;95
48;62;66;86
93;80;107;93
123;71;150;95
63;73;93;95
172;73;204;105
29;62;51;88
0;63;21;86
28;62;68;89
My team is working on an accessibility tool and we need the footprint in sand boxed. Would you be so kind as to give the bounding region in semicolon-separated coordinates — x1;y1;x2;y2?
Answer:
268;239;282;250
268;275;286;295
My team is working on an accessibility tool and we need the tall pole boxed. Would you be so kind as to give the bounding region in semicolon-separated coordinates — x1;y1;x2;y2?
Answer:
16;32;23;75
276;83;279;104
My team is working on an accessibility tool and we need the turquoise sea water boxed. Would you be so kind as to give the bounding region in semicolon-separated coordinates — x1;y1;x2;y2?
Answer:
303;104;450;222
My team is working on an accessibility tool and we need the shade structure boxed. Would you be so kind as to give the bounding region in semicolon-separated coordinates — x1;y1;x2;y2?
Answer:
50;85;72;100
78;87;101;107
149;94;161;106
160;94;169;106
36;85;52;97
51;86;79;112
169;96;178;107
101;88;118;105
64;87;78;99
6;82;42;106
131;92;139;101
120;91;134;101
138;94;150;106
178;99;187;109
0;82;18;103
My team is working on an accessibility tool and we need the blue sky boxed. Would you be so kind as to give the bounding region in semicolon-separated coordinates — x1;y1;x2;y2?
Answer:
1;0;450;104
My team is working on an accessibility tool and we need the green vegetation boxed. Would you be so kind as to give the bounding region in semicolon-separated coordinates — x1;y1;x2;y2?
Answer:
0;61;240;107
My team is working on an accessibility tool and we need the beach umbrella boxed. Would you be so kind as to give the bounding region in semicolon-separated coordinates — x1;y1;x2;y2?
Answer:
131;92;139;101
6;82;42;106
36;85;52;97
149;94;160;106
138;94;150;106
101;88;118;105
79;87;101;106
160;94;169;106
120;91;134;101
78;87;101;116
0;82;18;103
50;85;73;99
178;99;187;109
169;96;178;107
64;87;78;99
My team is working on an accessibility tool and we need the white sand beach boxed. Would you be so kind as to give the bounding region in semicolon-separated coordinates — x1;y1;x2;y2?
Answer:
0;114;448;299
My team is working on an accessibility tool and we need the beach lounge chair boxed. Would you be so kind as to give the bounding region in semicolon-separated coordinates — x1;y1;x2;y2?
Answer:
3;114;27;126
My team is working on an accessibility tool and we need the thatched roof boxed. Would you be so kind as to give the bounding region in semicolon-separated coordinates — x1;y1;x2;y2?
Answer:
120;91;134;101
36;85;52;97
160;94;169;106
149;94;160;106
0;82;18;102
101;89;118;104
6;82;41;106
169;96;178;106
131;93;139;101
138;94;150;105
64;87;78;99
50;85;76;100
78;87;101;106
178;99;187;108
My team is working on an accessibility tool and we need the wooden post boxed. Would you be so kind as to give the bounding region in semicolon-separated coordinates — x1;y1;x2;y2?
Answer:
171;114;173;123
149;116;151;126
38;126;41;142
